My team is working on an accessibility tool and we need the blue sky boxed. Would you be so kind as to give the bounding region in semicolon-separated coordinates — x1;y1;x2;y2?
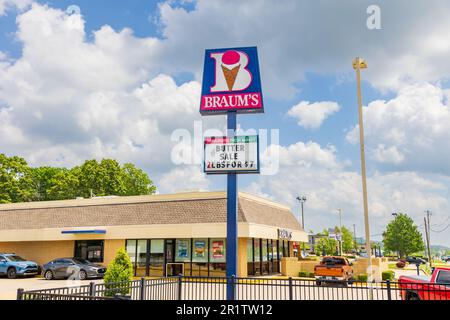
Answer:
1;0;450;246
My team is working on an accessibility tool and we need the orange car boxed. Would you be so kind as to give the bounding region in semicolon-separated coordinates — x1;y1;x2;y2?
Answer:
314;256;354;286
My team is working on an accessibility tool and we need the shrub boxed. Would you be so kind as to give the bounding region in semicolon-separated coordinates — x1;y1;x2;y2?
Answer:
357;274;368;282
308;272;315;278
299;271;308;278
382;270;395;281
103;248;134;297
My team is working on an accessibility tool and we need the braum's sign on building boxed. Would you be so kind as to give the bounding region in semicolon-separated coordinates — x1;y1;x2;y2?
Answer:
204;135;259;174
200;46;263;115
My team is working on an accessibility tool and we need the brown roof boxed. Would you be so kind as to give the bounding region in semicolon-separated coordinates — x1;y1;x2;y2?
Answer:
0;192;302;231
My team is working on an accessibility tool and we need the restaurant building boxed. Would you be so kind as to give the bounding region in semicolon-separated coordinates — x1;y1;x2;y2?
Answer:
0;191;307;277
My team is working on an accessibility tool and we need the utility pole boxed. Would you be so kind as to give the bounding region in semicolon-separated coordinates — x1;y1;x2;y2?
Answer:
425;210;432;267
353;224;357;254
353;57;373;300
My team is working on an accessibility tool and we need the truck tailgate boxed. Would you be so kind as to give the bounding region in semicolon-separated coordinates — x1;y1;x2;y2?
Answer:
315;266;343;277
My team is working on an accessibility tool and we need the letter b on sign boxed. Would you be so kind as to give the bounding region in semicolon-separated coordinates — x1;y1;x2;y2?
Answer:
210;50;252;92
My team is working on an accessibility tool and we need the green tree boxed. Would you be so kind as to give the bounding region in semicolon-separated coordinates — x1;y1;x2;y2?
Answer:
46;168;80;200
0;154;33;203
382;213;425;258
30;166;67;201
315;229;338;256
121;163;156;196
103;248;134;296
340;226;356;253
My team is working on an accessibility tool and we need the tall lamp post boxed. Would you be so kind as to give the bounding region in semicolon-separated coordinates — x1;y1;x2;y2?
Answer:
296;196;307;257
353;57;372;257
353;57;373;298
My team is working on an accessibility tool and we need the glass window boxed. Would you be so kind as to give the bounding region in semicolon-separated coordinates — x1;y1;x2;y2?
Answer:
74;240;104;263
210;239;226;263
149;240;164;277
175;239;191;262
262;240;268;262
278;240;283;259
192;239;208;263
136;240;148;277
247;239;253;262
436;271;450;286
254;238;261;262
126;240;137;264
273;240;278;260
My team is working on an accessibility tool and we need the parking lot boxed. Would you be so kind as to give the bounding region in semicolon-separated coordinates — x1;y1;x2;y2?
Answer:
0;277;104;300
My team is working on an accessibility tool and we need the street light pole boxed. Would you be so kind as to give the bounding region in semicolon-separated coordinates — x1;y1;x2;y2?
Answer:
353;224;357;254
353;57;373;298
296;196;307;257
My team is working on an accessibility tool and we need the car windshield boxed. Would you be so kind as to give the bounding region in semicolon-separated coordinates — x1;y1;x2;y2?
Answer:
73;258;92;265
6;255;26;262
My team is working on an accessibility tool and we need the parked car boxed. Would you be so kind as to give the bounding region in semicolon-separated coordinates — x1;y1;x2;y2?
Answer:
405;256;427;265
441;255;450;263
314;256;354;286
398;267;450;300
42;258;106;280
0;253;40;279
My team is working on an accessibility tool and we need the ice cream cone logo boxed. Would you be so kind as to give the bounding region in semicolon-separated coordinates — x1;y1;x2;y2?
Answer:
221;50;241;91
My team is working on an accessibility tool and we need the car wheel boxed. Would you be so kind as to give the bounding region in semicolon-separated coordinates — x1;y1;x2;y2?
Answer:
7;268;17;279
78;270;87;281
44;270;54;280
316;281;321;286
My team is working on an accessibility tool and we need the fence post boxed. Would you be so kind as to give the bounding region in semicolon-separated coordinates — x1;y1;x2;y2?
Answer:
140;277;146;300
178;275;182;300
386;280;392;300
17;288;24;300
89;282;96;297
288;277;293;300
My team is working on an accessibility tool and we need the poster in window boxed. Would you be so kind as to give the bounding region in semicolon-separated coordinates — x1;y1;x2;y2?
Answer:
177;240;189;259
194;240;206;258
212;240;224;259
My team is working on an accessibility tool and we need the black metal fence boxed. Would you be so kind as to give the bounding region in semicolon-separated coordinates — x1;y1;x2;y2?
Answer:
17;276;450;301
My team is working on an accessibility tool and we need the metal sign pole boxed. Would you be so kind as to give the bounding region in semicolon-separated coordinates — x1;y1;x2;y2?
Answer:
226;111;238;300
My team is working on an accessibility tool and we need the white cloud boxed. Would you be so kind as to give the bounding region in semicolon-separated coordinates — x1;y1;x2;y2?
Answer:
0;3;220;177
287;101;340;129
158;165;210;193
0;0;31;16
154;0;450;96
346;83;450;174
248;140;450;245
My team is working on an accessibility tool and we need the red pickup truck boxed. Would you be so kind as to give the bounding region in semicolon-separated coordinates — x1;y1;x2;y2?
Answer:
398;267;450;300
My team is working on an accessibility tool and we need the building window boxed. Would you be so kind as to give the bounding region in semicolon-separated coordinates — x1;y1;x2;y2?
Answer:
125;240;137;275
74;240;104;263
150;239;164;277
192;238;208;276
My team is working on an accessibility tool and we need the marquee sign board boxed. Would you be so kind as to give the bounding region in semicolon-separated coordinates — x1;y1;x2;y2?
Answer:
204;135;260;174
200;46;264;115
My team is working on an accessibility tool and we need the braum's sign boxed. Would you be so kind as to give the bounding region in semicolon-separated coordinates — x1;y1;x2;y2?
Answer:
204;135;259;174
200;46;264;115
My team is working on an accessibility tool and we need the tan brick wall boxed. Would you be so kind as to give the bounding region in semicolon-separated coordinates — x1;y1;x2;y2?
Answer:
103;239;126;267
237;238;248;277
0;241;74;266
